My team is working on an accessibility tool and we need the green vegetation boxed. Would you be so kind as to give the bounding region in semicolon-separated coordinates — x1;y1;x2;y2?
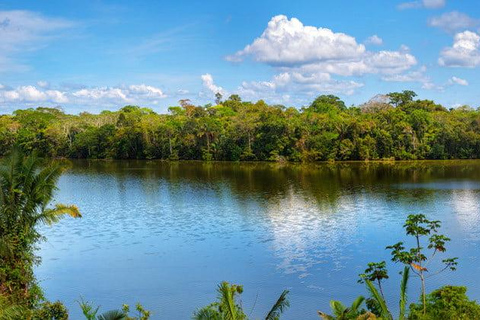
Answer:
2;91;480;161
319;214;467;320
409;286;480;320
0;148;81;318
386;214;458;314
193;282;289;320
78;298;151;320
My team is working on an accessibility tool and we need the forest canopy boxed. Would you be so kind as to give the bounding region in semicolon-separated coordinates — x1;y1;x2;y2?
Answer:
0;91;479;161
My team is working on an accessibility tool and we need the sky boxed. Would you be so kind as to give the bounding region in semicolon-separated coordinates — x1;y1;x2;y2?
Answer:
0;0;479;113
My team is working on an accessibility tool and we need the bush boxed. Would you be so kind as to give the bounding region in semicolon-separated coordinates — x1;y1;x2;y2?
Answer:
32;301;69;320
409;286;480;320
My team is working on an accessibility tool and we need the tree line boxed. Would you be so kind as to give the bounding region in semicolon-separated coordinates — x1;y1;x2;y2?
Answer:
1;90;480;161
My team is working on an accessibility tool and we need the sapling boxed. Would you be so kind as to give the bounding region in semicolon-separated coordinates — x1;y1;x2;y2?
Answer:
386;214;458;315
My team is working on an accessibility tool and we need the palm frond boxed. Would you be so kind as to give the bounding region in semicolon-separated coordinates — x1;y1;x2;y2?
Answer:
350;296;365;313
193;306;222;320
265;290;290;320
365;280;391;320
399;266;410;320
330;300;347;317
97;309;128;320
218;282;238;320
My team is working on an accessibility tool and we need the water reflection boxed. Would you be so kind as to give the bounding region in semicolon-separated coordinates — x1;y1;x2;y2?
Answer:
37;160;480;320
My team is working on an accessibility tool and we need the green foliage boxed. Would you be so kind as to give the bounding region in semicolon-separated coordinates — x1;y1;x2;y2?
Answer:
32;301;69;320
265;290;290;320
387;91;417;107
408;286;480;320
0;148;81;307
78;298;150;320
3;91;480;161
318;296;376;320
358;261;389;287
193;282;289;320
386;214;458;314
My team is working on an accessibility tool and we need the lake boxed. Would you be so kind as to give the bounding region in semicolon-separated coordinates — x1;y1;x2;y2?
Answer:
36;160;480;319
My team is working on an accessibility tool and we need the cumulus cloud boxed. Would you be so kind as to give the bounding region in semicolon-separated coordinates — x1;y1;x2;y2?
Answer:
365;35;383;46
0;83;167;108
226;15;366;66
0;85;68;104
201;73;227;96
238;71;364;103
226;15;416;77
398;0;445;10
222;15;420;102
0;10;74;72
439;31;480;67
428;11;479;33
72;85;166;105
448;76;469;86
381;66;429;83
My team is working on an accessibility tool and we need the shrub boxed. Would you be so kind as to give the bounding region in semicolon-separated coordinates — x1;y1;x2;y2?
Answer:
408;286;480;320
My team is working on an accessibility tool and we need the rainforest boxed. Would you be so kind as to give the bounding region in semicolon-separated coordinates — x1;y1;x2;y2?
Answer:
2;91;480;162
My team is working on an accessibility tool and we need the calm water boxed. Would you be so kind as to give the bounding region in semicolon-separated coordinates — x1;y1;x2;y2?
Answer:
36;161;480;319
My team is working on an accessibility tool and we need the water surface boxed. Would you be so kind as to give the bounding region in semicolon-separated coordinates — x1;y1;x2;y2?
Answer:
37;161;480;319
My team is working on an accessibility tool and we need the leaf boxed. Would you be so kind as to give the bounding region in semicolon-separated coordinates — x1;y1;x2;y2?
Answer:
411;263;428;272
399;266;410;320
365;280;391;320
265;290;290;320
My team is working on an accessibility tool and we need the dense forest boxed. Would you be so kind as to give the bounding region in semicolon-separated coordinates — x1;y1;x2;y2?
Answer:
1;90;479;161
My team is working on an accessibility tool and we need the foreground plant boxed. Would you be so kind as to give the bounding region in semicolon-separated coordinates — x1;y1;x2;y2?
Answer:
318;296;374;319
78;298;151;320
409;286;480;320
193;281;289;320
0;148;81;307
386;214;458;315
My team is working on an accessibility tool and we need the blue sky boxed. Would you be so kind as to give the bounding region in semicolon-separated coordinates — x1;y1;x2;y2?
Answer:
0;0;479;113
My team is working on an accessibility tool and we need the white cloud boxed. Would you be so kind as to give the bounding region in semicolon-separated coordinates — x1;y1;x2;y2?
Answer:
37;81;50;88
128;84;167;98
0;83;167;108
0;10;74;72
428;11;479;33
201;73;227;96
238;71;364;103
381;66;429;83
439;31;480;67
365;35;383;46
448;76;469;86
423;0;446;9
73;87;129;101
398;0;445;10
226;15;416;77
226;15;366;66
72;85;166;105
0;85;68;103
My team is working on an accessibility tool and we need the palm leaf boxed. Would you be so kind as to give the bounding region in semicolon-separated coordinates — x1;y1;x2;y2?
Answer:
330;300;347;317
97;309;127;320
265;290;290;320
350;296;365;313
399;266;410;320
218;282;238;320
365;280;391;320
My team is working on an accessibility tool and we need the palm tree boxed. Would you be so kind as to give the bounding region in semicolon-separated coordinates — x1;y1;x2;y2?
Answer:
0;148;81;305
363;266;410;320
265;290;290;320
318;296;366;320
193;282;290;320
